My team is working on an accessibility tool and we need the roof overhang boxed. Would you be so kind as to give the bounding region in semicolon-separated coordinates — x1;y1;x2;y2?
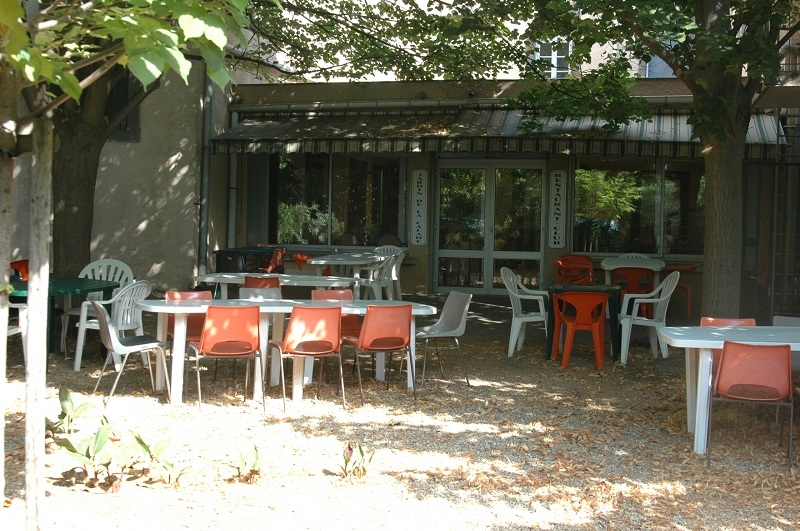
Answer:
212;108;784;160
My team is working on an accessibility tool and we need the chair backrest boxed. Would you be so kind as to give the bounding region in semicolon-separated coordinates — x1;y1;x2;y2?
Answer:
10;259;29;281
501;267;523;314
715;341;792;401
166;290;213;339
650;271;681;322
79;259;134;301
198;305;260;356
339;232;359;246
553;291;609;326
434;291;473;337
311;289;354;301
701;316;757;374
555;255;594;285
90;301;126;354
110;280;152;329
612;267;654;295
215;250;246;273
390;250;406;281
374;245;403;255
356;304;412;351
281;306;341;355
263;248;286;273
244;276;281;289
239;287;283;300
377;234;402;246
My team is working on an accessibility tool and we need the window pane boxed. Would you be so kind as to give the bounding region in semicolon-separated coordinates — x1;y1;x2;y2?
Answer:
663;167;705;254
572;164;658;254
276;154;332;245
494;168;542;252
331;155;403;246
438;168;485;250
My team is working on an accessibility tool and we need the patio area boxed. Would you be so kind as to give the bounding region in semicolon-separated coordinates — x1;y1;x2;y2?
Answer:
4;293;799;530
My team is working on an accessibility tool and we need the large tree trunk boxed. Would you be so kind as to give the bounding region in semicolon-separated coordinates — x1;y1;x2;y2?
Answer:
25;117;53;530
51;102;106;277
700;121;749;318
0;62;19;507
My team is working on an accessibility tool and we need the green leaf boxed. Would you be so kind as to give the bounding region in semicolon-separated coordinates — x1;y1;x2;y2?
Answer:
178;14;205;40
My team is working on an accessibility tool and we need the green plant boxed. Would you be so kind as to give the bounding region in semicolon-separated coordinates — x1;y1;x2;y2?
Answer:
54;416;115;481
234;443;261;484
340;441;374;479
131;434;190;486
47;386;93;434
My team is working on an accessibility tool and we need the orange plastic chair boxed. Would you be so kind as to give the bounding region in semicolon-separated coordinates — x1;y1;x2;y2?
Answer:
555;255;594;285
189;305;263;410
343;304;414;405
166;290;213;344
551;291;609;370
611;267;655;317
311;289;362;337
10;259;29;281
708;341;794;468
664;263;699;319
700;317;756;376
244;275;282;291
260;247;286;273
268;306;344;411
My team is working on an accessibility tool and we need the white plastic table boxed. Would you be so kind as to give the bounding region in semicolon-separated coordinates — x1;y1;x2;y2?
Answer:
135;298;436;405
657;325;800;454
600;256;666;285
306;252;388;278
195;272;357;299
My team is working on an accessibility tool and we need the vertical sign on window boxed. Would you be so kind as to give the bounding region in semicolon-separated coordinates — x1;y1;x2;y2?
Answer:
549;170;566;248
412;170;427;245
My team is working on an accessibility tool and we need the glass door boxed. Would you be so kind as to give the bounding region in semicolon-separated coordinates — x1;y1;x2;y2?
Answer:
435;161;545;294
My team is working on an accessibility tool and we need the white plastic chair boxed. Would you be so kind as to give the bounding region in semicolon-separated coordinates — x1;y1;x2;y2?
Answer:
500;267;549;358
619;271;680;364
61;258;134;355
90;301;169;405
359;254;399;300
374;246;405;300
416;291;472;387
74;280;151;371
8;302;27;364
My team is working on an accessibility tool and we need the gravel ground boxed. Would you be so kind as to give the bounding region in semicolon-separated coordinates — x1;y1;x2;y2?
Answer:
4;310;800;530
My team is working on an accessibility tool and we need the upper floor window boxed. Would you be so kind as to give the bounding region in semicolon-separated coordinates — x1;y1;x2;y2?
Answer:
535;42;571;79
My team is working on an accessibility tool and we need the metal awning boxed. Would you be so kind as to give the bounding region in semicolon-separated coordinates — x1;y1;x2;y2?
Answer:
212;109;784;159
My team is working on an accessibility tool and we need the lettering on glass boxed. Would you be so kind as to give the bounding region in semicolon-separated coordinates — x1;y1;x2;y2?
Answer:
412;170;427;245
549;171;566;248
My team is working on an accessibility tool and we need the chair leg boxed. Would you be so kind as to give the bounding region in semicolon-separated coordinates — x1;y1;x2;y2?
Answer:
354;349;365;406
619;319;633;365
279;353;287;413
508;319;522;357
647;328;660;358
406;347;417;400
195;356;203;410
561;327;575;369
592;325;604;370
337;354;346;410
104;353;131;406
454;338;470;386
92;350;114;395
421;339;430;388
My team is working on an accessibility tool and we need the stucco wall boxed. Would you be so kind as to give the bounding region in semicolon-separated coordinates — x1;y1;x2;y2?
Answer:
94;65;229;294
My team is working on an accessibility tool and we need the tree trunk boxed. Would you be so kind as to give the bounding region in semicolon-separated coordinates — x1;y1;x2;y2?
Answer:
25;117;53;530
701;129;748;318
0;60;22;506
51;119;105;277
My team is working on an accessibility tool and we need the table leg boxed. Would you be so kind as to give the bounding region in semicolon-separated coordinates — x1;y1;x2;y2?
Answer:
253;313;271;401
292;356;306;401
220;284;229;299
269;312;286;386
693;347;713;454
155;313;168;392
169;314;188;405
407;317;417;388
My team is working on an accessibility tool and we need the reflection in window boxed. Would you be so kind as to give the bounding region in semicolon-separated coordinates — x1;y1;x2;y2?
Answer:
571;161;704;256
275;153;405;246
